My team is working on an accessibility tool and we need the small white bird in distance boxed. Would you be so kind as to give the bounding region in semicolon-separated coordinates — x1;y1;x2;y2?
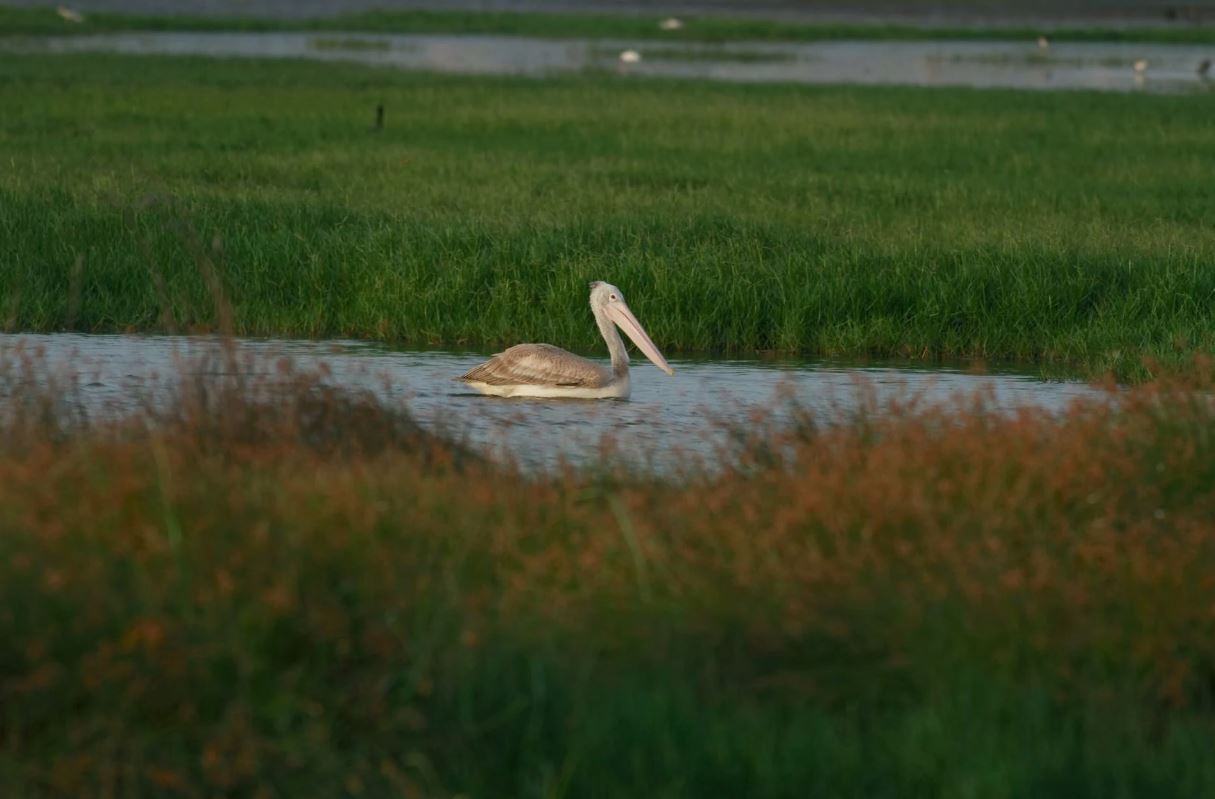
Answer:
56;6;85;23
1037;36;1050;50
619;49;642;64
1134;58;1149;73
659;18;685;31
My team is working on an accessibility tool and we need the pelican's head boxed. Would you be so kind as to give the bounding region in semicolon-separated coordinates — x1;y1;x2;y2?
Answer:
588;281;675;376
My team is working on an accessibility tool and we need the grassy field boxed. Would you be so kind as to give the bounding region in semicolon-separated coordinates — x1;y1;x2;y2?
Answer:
1;346;1215;797
6;5;1215;44
3;53;1215;376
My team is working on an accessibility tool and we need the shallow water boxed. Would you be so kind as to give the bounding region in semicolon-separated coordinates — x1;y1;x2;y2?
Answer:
1;333;1109;472
4;31;1214;92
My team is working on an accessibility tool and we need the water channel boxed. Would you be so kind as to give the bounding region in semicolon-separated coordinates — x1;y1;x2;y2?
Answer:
1;333;1110;472
4;31;1215;92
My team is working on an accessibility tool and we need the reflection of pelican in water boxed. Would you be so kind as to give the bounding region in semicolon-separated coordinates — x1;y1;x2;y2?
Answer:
461;282;674;399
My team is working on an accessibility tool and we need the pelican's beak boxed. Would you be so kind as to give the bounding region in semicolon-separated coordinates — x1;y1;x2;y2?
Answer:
606;302;675;376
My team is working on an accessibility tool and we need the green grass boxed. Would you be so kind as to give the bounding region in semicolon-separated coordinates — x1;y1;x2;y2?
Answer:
2;52;1215;377
5;5;1215;45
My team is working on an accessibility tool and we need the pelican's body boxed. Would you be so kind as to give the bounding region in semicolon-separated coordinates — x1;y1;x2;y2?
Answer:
460;282;674;400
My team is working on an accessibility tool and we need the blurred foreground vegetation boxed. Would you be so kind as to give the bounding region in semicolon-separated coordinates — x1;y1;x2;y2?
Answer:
1;343;1215;796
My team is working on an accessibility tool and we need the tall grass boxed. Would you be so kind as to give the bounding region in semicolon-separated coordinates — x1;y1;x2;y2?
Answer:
1;341;1215;797
2;54;1214;377
5;5;1215;44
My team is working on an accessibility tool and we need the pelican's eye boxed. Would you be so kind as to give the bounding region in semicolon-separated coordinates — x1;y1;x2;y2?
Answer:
609;293;618;301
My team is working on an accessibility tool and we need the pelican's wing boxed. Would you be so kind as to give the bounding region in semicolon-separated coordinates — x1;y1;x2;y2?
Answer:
460;344;609;387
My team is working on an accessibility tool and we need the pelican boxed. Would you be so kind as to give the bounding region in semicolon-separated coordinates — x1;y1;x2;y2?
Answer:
460;281;674;399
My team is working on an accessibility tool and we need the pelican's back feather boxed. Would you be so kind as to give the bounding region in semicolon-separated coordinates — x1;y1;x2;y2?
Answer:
460;344;610;388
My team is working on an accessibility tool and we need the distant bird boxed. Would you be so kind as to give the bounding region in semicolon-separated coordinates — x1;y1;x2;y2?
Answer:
659;17;685;31
1037;36;1050;50
1134;58;1149;74
460;281;674;400
1199;59;1212;77
619;49;642;64
56;6;84;23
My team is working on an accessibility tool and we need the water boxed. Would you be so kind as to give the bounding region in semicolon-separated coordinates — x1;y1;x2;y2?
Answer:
0;333;1109;472
4;31;1215;92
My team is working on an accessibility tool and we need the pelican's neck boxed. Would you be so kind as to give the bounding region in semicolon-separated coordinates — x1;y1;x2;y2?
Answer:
593;302;629;375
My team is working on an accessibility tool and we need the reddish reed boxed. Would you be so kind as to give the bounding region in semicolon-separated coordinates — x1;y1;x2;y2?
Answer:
1;351;1213;796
